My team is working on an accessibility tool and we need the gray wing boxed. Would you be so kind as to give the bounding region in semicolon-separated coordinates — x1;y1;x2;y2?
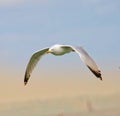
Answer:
24;48;49;85
62;45;102;80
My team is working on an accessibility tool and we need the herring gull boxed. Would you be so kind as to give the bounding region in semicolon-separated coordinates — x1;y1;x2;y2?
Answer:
24;44;102;85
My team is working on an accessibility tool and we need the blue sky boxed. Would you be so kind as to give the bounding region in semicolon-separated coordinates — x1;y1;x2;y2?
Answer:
0;0;120;65
0;0;120;102
0;0;120;69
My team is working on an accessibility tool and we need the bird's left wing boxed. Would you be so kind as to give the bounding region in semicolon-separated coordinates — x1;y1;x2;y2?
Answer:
61;45;102;80
24;48;49;85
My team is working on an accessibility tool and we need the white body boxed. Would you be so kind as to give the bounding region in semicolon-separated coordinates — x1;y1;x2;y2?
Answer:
49;44;73;55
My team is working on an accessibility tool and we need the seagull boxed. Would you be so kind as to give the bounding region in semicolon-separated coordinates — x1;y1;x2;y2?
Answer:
24;44;102;85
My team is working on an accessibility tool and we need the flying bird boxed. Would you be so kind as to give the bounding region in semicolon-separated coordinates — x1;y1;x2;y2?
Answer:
24;44;102;85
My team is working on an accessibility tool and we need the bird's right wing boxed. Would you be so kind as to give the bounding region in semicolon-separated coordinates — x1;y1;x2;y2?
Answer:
24;48;49;85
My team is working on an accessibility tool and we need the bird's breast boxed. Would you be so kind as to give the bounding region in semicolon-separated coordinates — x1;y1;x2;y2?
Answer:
52;48;71;56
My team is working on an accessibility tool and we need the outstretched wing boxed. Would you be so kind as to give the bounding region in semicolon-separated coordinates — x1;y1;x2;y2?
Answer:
61;45;102;80
24;48;49;85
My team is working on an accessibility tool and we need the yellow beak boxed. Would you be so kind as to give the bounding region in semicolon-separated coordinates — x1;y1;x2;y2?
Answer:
46;50;51;53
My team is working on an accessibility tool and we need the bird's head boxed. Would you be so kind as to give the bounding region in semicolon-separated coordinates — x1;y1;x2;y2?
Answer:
46;48;54;54
46;44;61;55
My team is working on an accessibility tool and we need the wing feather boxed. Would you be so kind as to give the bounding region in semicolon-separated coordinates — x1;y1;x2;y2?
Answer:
73;46;102;80
24;48;49;85
61;45;102;80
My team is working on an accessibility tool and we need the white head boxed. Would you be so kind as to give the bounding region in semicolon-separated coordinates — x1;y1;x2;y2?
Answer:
47;44;61;53
47;44;65;55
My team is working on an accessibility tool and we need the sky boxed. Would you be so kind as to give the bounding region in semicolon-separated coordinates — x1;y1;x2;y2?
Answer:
0;0;120;102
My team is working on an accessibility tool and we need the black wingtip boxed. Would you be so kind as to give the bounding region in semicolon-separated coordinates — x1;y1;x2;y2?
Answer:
24;77;28;86
99;76;102;81
24;73;29;86
87;65;102;81
96;72;102;81
24;81;27;86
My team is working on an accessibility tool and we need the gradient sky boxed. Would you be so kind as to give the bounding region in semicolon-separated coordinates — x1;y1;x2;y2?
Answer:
0;0;120;102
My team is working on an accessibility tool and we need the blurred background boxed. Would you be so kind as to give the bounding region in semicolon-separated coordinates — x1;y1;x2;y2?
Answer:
0;0;120;115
